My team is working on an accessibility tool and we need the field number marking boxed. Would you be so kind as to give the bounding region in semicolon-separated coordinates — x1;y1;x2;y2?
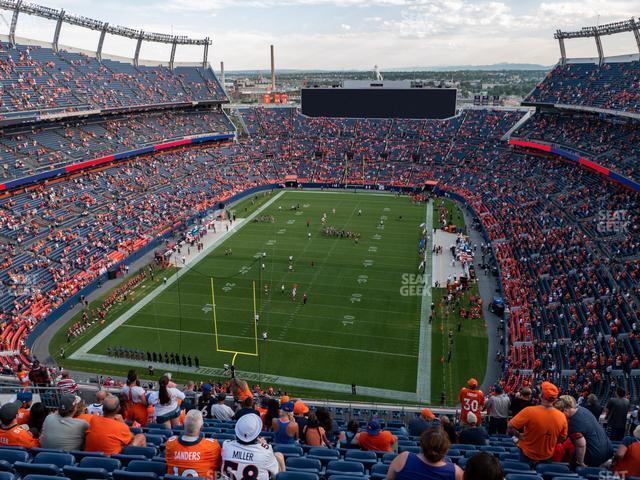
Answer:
350;293;362;304
357;275;368;284
363;259;374;267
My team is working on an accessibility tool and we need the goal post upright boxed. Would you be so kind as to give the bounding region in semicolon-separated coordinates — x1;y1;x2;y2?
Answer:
210;277;259;369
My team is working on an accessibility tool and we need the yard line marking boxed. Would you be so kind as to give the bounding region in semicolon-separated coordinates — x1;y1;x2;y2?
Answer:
416;198;433;403
120;324;418;358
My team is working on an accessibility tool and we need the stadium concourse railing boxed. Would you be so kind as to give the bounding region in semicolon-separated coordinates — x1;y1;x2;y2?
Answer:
509;138;640;193
0;376;461;421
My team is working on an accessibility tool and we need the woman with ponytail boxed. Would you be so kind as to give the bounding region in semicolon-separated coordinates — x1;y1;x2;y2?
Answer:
121;370;148;426
149;374;185;428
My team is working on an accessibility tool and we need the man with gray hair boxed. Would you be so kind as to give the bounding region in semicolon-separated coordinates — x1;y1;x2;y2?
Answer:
84;396;147;455
165;409;221;480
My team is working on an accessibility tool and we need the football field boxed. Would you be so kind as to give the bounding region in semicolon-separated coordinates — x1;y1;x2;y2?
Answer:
62;190;487;403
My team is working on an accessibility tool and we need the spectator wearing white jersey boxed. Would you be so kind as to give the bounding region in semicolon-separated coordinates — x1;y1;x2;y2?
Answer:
87;390;107;416
221;414;285;480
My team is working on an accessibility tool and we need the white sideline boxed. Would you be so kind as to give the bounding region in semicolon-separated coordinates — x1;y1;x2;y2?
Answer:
416;200;433;403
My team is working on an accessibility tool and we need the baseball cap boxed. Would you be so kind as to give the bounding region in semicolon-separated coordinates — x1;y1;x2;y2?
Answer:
367;420;381;436
0;401;20;424
468;378;478;388
280;395;290;404
281;401;295;413
421;408;435;420
541;381;559;402
235;413;262;443
216;393;226;402
17;391;33;403
294;400;309;415
59;394;80;415
494;385;504;394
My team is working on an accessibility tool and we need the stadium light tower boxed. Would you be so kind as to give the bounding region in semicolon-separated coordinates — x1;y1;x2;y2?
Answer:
96;22;109;62
8;0;20;46
592;27;604;65
631;18;640;54
52;9;64;52
556;30;567;65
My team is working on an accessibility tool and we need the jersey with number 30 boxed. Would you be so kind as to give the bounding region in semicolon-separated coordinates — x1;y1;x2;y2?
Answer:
165;436;221;480
459;387;485;424
221;439;279;480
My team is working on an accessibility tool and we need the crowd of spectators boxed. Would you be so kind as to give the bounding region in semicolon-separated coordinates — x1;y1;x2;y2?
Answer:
0;108;233;180
0;105;638;412
512;110;640;183
0;371;637;479
525;61;640;114
0;42;226;116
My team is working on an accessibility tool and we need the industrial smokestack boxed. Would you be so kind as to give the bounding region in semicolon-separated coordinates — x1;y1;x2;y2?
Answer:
270;44;275;91
220;61;225;91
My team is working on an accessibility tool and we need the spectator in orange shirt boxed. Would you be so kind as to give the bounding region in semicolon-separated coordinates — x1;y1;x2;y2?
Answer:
0;401;39;448
166;409;221;480
85;395;146;455
356;420;397;452
459;378;485;425
16;391;33;425
508;381;568;466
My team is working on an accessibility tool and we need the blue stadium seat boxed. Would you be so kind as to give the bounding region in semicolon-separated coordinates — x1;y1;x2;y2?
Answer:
307;448;340;465
344;451;378;470
111;455;148;466
33;453;75;468
0;449;29;470
121;446;157;459
113;470;158;480
576;467;605;479
502;461;534;473
146;429;171;439
63;466;110;480
505;475;542;480
535;464;571;480
0;473;13;480
285;457;322;474
79;457;121;472
145;423;170;430
273;445;304;458
276;473;319;480
371;463;388;480
382;453;397;464
144;434;165;447
398;446;420;454
163;476;207;480
13;462;60;477
23;476;69;480
126;460;166;477
325;460;365;478
327;476;367;480
69;451;105;462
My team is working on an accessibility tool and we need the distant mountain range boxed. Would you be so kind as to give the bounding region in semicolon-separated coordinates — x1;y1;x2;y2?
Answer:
225;63;550;74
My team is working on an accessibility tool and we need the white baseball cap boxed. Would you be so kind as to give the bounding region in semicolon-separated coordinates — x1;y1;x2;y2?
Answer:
235;413;263;442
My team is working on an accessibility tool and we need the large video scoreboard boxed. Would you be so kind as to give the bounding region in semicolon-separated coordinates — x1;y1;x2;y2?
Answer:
301;85;456;119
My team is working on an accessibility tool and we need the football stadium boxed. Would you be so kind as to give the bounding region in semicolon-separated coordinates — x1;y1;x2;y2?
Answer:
0;1;638;479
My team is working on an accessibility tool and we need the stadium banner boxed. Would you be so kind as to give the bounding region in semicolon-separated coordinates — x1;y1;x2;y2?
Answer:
0;134;234;194
66;155;116;173
509;138;640;193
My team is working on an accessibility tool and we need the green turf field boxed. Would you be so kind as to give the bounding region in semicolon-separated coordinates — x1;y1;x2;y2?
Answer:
59;190;488;404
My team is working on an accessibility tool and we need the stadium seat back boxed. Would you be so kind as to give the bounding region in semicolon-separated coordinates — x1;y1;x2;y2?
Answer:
505;475;542;480
285;457;321;474
111;455;148;466
535;463;570;479
127;460;166;476
33;453;75;468
13;462;60;477
276;472;319;480
273;445;304;458
382;453;397;464
63;465;110;480
325;460;365;477
79;457;121;472
113;470;158;480
23;475;68;480
501;461;533;472
121;446;157;459
0;473;13;480
0;450;29;466
371;463;389;480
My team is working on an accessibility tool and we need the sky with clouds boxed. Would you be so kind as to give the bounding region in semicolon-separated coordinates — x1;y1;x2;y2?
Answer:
2;0;638;70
